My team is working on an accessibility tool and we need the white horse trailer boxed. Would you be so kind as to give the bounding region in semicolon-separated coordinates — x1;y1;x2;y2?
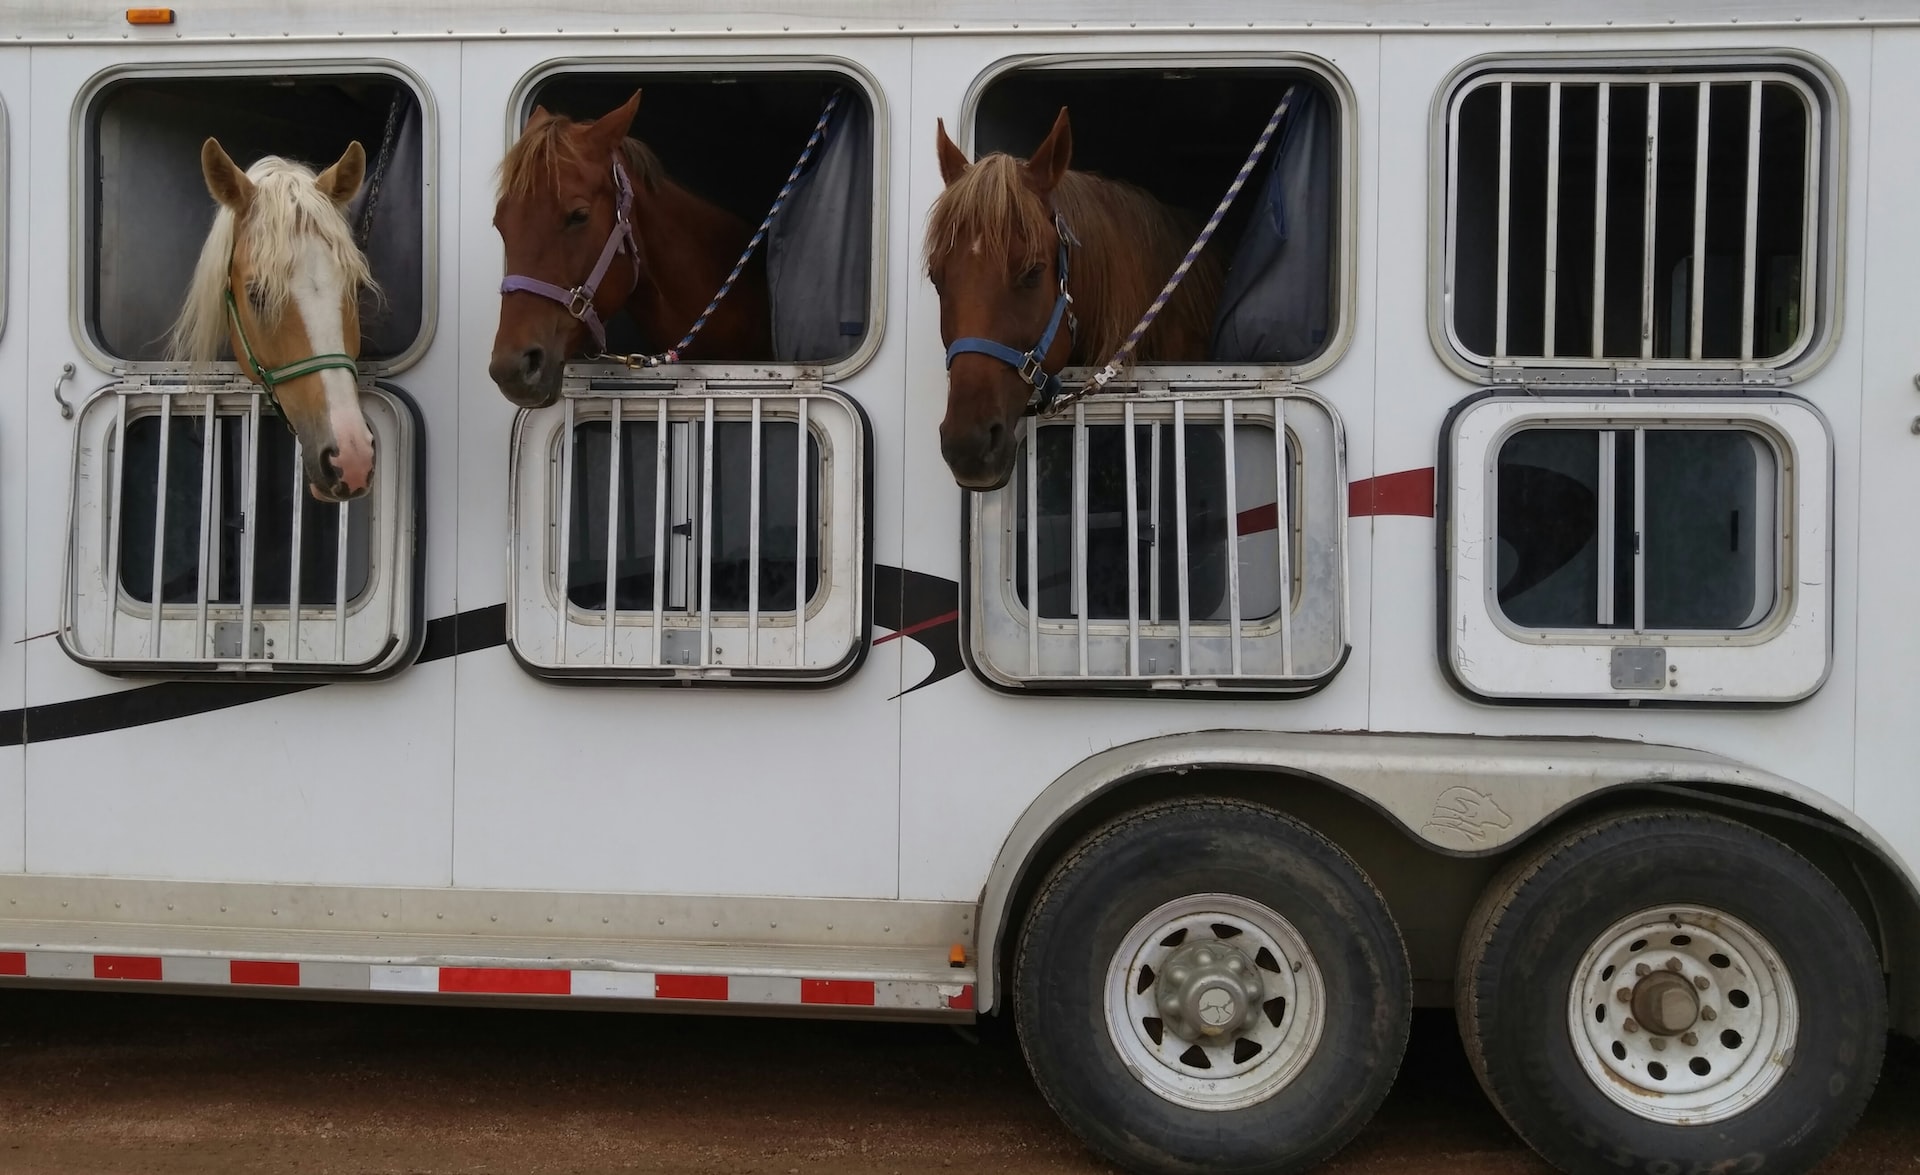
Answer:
4;2;1919;1172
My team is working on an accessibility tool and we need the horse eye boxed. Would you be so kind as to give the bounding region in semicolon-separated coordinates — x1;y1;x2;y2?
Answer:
244;281;267;312
1018;263;1046;289
565;208;590;228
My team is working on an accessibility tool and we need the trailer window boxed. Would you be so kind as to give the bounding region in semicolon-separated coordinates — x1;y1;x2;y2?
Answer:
519;68;877;368
84;67;430;366
509;388;870;685
971;60;1349;374
61;384;424;677
1440;58;1835;374
967;390;1344;693
1443;395;1831;705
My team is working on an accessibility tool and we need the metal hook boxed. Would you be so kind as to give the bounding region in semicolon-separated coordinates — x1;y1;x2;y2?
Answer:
52;363;75;420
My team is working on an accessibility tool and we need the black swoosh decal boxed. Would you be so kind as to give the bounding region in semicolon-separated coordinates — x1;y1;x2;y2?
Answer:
871;565;964;698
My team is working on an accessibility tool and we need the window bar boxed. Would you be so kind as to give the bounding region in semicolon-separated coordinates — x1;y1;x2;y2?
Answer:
1597;431;1617;626
602;398;623;665
1149;422;1163;625
332;499;348;663
239;396;261;662
1592;82;1611;358
1222;400;1243;675
699;397;716;667
650;398;668;666
1073;403;1089;677
794;396;809;666
747;398;762;668
1273;399;1293;676
1632;426;1647;634
1544;82;1562;359
104;396;127;657
1740;80;1762;360
1641;82;1661;361
1495;81;1513;358
1173;401;1192;677
554;396;575;660
148;394;172;658
1690;81;1712;361
1123;402;1141;677
288;437;305;661
194;393;216;659
1025;418;1040;677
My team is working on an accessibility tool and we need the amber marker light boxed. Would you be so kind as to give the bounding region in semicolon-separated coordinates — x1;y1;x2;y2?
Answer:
126;8;176;24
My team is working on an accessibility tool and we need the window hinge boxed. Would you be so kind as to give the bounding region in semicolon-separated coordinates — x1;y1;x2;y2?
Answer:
1612;363;1650;386
1739;367;1781;387
1488;361;1529;386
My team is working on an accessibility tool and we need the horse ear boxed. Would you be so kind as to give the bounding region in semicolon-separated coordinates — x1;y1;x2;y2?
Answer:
1022;107;1073;195
200;137;255;214
316;141;366;207
935;119;972;187
592;90;644;150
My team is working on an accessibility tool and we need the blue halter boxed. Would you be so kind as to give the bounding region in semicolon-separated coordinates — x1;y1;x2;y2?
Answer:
944;213;1080;415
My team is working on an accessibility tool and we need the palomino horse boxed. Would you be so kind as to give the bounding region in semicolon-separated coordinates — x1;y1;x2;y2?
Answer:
490;91;771;407
925;108;1223;490
169;140;379;502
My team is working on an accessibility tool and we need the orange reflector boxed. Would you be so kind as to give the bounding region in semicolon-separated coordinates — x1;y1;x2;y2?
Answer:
948;943;967;968
126;7;175;23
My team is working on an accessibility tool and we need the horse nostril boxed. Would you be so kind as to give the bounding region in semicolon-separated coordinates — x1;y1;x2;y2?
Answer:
521;346;546;381
985;420;1006;455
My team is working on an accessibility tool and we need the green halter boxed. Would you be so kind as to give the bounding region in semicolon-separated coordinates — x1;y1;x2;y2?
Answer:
223;270;359;420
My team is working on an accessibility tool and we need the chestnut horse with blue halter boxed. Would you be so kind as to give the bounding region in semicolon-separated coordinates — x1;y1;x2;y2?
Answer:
169;139;379;502
490;91;772;407
925;108;1223;490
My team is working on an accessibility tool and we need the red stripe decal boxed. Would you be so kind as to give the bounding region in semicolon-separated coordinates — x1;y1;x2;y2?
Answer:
873;610;960;646
0;952;24;977
438;967;571;996
230;960;300;987
1235;502;1279;535
1349;468;1435;518
945;985;975;1012
800;979;876;1006
655;974;728;1001
94;955;162;981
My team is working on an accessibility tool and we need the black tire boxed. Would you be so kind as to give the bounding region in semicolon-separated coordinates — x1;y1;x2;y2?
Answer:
1458;809;1886;1175
1013;798;1410;1175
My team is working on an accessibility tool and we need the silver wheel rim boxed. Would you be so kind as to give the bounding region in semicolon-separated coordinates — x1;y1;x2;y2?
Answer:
1103;893;1326;1111
1568;905;1798;1125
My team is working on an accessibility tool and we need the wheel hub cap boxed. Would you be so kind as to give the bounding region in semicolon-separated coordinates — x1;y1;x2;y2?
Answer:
1155;940;1265;1041
1630;969;1700;1036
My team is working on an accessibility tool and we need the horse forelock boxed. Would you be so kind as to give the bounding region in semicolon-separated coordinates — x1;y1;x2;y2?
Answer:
169;155;377;368
496;113;661;205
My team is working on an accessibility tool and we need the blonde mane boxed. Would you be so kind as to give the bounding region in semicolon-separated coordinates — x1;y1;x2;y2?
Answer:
169;155;378;367
923;153;1222;364
495;112;662;203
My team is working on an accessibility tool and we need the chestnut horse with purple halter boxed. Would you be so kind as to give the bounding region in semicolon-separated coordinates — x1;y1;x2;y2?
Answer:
489;91;771;408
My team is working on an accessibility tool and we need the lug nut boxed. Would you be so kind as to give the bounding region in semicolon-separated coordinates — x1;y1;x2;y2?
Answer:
1681;1032;1699;1047
1623;1018;1639;1033
1666;957;1684;973
1694;975;1710;990
1617;987;1634;1003
1651;1037;1667;1051
1701;1007;1717;1022
1636;963;1652;978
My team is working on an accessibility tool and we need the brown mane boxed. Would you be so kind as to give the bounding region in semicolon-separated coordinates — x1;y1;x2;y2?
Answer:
495;111;663;202
923;153;1221;364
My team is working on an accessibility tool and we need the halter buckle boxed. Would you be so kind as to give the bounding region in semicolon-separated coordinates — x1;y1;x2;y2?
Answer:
566;287;594;319
1019;353;1045;389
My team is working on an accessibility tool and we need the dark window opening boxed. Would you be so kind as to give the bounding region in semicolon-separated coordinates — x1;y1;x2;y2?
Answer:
526;73;874;365
1496;427;1776;630
1013;420;1296;623
90;73;426;362
975;67;1340;367
564;419;823;614
1452;74;1812;363
116;412;372;606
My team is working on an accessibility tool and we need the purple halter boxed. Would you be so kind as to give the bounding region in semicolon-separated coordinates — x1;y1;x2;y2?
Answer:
498;155;638;354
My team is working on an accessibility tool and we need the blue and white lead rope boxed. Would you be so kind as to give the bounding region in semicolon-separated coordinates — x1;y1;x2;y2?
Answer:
622;90;843;367
1048;83;1299;415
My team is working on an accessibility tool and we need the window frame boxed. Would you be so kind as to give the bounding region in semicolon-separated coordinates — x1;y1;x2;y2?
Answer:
1427;49;1846;386
506;55;890;384
1440;391;1833;706
0;89;9;343
964;385;1349;697
70;58;440;377
956;51;1360;391
506;381;872;687
59;380;426;679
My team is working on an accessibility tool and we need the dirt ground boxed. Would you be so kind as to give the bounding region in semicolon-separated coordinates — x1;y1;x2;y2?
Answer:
0;990;1912;1175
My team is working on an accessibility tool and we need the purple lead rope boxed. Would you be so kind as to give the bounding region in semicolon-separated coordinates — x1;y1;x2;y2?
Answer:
1047;84;1298;415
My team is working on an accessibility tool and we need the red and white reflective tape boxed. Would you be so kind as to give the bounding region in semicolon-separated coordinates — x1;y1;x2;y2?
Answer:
0;951;975;1012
